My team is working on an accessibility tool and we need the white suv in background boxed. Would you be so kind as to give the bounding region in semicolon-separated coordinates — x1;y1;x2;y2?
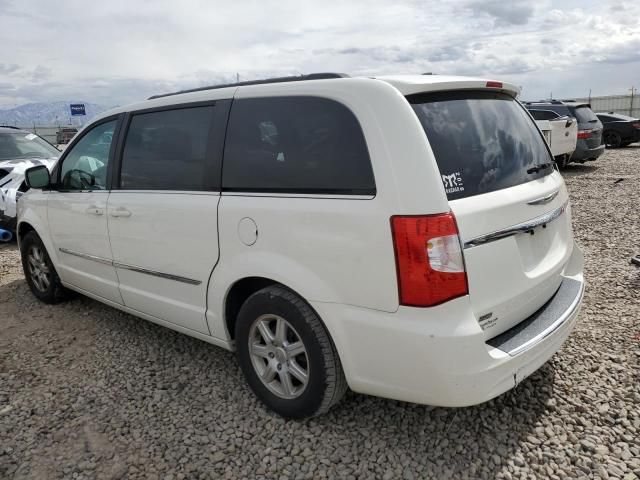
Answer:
18;73;585;418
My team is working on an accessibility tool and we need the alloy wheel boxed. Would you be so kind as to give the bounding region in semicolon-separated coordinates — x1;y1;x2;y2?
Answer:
27;245;51;292
248;314;309;399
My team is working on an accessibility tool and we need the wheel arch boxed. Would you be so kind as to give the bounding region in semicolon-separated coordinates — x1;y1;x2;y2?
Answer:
16;219;60;266
17;220;36;244
222;277;344;369
224;276;280;341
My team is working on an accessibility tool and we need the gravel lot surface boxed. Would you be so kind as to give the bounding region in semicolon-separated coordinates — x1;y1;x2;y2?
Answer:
1;146;639;480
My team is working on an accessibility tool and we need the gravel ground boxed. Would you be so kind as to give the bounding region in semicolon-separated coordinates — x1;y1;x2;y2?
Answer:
1;146;639;480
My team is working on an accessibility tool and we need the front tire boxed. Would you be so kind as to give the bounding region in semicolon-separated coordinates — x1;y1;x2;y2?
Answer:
20;231;69;304
235;286;347;418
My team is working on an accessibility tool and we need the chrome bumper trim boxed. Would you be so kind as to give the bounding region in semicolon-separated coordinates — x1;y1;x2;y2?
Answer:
487;276;584;357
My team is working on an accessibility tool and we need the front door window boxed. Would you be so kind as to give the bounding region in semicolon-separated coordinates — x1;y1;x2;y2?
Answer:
59;121;115;190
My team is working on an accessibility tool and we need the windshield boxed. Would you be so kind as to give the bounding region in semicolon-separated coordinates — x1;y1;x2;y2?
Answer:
409;91;553;200
571;106;598;123
0;132;60;160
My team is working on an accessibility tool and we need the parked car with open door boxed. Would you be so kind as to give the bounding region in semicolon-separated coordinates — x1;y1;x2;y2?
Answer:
527;109;578;167
526;101;604;164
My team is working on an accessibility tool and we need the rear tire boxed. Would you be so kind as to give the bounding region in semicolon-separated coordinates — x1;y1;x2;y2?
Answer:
20;231;69;304
603;131;622;148
235;285;348;418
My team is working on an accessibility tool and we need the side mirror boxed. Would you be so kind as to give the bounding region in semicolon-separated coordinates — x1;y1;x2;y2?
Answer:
565;118;574;128
24;165;51;189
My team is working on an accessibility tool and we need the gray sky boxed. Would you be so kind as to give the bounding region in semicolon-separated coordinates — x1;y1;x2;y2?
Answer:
1;0;639;107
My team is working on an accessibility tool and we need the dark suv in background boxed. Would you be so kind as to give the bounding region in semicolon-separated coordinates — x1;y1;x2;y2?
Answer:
596;112;640;148
525;100;604;164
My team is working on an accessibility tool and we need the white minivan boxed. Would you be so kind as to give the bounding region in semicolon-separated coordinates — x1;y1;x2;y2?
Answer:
18;73;584;418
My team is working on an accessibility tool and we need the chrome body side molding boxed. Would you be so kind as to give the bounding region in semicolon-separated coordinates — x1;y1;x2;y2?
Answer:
59;247;113;265
115;262;202;285
58;248;202;285
463;199;569;249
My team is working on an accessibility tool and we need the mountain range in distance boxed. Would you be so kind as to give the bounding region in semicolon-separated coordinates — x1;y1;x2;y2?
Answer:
0;101;111;127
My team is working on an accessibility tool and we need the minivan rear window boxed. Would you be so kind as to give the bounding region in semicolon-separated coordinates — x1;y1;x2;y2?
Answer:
409;91;553;200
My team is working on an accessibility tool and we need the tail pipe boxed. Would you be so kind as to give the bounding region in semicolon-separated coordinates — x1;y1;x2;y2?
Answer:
0;228;13;242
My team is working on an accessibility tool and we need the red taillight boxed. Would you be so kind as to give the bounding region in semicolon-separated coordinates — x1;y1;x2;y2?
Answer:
391;213;468;307
577;129;593;139
486;81;503;89
632;122;640;130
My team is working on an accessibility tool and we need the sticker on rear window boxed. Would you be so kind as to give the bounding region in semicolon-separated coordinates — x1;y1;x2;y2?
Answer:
441;172;464;195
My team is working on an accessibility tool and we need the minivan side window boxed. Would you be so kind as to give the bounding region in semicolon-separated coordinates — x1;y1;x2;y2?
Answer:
222;96;375;195
119;106;215;191
59;120;116;190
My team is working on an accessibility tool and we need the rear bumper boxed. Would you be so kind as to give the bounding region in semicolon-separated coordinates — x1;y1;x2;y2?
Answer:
571;141;605;161
314;242;584;407
625;130;640;143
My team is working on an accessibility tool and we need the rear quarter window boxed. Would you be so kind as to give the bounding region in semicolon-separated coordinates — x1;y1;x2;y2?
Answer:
222;96;375;195
410;91;553;200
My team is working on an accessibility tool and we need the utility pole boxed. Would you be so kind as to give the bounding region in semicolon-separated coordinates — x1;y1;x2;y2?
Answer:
588;89;591;104
236;73;240;83
630;87;637;117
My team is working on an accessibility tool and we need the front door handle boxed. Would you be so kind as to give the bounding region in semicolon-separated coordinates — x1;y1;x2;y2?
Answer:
110;207;132;218
85;205;104;215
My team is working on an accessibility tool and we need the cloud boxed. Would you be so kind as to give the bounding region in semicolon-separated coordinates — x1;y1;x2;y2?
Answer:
466;0;535;26
31;65;52;82
0;0;638;106
427;46;467;63
0;63;21;75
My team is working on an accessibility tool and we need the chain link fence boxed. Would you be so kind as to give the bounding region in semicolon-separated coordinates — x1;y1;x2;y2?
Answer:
573;94;639;118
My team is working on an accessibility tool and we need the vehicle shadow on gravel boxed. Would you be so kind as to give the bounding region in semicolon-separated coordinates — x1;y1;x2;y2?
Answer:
319;365;556;477
1;277;557;479
561;164;600;178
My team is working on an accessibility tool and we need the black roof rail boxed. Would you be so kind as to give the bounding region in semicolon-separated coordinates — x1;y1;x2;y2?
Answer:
148;73;350;100
0;125;22;130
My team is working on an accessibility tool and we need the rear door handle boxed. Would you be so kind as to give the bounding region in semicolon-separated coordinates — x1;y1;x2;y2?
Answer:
110;207;132;218
85;205;104;215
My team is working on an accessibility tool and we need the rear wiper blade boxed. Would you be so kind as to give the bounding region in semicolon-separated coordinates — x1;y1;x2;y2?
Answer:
526;162;554;174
